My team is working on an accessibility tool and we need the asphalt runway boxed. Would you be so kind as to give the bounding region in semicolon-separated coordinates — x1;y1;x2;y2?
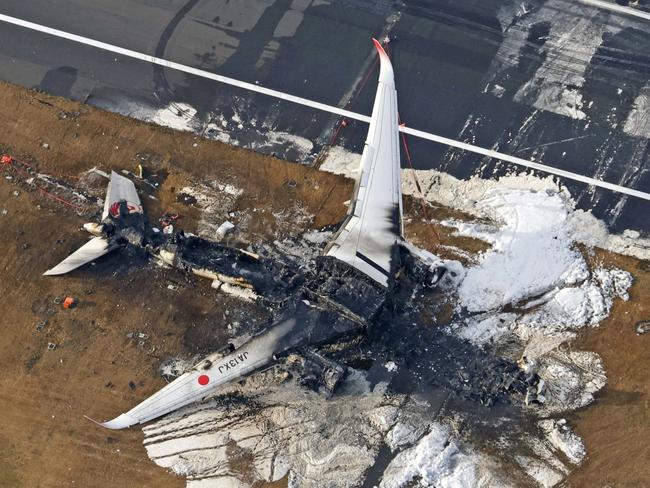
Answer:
0;0;648;232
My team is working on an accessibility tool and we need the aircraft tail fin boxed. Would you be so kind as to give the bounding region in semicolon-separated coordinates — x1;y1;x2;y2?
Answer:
102;171;142;220
44;170;144;276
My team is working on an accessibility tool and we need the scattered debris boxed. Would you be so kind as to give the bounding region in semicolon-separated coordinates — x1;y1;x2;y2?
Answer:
384;361;398;372
126;331;151;349
1;154;98;213
159;357;194;381
216;221;235;239
126;331;149;341
159;213;179;227
177;193;197;205
635;320;650;335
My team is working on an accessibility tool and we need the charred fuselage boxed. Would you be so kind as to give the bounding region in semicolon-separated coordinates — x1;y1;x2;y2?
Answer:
137;226;541;409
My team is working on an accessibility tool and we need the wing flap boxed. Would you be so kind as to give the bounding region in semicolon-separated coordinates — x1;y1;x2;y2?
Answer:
43;237;114;276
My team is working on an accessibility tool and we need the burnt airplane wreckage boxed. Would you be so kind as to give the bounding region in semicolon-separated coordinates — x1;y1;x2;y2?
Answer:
44;40;543;429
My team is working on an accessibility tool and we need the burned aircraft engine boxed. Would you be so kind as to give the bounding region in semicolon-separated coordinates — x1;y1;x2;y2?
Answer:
288;349;347;398
398;243;447;289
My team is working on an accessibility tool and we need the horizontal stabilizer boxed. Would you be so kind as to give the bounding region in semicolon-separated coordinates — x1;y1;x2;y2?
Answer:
43;237;114;276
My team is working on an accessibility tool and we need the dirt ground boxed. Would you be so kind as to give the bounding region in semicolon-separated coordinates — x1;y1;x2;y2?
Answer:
0;81;354;488
566;250;650;488
0;81;647;487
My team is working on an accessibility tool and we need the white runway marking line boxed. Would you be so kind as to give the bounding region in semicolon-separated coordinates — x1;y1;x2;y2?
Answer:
1;12;649;202
579;0;650;21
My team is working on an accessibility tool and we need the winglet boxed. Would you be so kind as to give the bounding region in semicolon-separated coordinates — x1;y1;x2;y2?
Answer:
371;37;388;59
85;413;139;429
371;38;394;87
83;415;105;426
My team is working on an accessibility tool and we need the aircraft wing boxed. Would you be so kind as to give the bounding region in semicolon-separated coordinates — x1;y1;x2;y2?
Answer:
102;170;142;220
43;236;115;276
99;315;301;429
325;39;402;287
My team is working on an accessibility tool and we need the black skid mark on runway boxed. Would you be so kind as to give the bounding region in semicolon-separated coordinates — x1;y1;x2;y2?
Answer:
218;0;294;82
153;0;202;102
578;27;650;228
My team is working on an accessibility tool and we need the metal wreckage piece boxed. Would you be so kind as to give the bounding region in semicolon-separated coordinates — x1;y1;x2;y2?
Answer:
44;39;544;430
150;236;388;398
152;232;303;303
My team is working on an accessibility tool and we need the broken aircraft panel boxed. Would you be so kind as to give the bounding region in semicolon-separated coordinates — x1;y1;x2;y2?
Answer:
154;234;304;303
